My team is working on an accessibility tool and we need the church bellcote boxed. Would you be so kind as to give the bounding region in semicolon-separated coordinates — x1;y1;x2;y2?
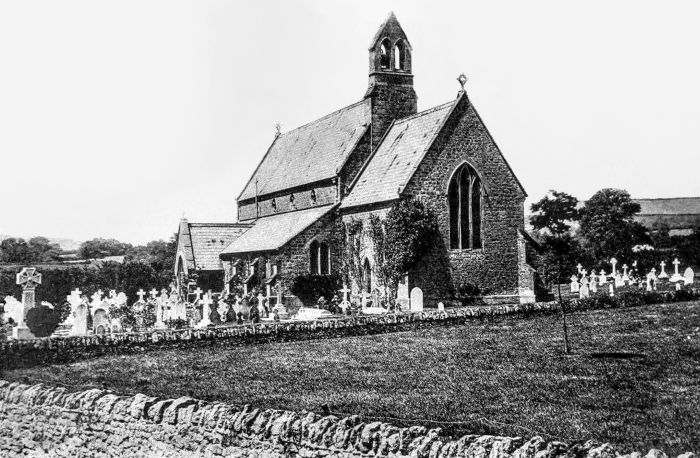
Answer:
365;12;418;150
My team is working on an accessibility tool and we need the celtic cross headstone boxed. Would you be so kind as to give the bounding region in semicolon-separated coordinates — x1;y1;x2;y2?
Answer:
13;267;42;339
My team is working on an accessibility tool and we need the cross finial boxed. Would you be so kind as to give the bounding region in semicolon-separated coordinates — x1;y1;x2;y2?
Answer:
16;267;42;290
457;73;468;92
275;122;282;137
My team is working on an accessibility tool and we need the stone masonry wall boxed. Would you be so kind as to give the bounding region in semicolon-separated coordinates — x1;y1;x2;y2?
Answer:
0;380;691;458
403;95;527;297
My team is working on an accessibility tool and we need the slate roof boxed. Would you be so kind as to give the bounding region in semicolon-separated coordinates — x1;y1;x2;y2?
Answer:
188;224;251;270
340;99;457;209
634;198;700;216
633;197;700;231
220;205;336;256
237;100;371;201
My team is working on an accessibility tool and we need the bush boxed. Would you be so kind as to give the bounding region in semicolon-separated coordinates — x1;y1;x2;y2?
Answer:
26;305;63;337
290;274;342;307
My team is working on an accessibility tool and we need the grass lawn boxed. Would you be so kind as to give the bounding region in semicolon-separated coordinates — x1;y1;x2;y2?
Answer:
3;302;700;455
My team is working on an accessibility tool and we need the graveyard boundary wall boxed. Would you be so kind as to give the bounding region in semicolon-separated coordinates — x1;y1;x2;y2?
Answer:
2;290;700;371
0;380;693;458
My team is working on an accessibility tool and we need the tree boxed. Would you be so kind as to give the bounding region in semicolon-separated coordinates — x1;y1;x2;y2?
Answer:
0;238;30;263
27;237;63;262
78;238;132;260
579;189;648;261
530;190;580;237
530;190;584;354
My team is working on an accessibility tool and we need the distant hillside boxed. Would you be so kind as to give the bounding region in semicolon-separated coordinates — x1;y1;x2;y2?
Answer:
0;235;82;252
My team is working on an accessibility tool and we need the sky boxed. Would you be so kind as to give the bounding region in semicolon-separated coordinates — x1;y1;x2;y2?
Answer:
1;0;699;245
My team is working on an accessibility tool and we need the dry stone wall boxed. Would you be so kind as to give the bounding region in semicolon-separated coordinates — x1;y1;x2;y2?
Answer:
0;380;693;458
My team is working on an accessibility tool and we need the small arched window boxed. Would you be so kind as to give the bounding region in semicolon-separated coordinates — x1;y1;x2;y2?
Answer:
310;240;319;273
448;163;483;250
271;198;277;212
380;39;391;69
320;242;330;275
393;40;406;70
363;258;372;292
310;189;317;204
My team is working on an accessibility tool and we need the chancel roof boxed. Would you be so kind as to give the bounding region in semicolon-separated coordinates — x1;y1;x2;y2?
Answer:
237;100;371;201
187;224;251;270
220;205;336;256
340;99;458;209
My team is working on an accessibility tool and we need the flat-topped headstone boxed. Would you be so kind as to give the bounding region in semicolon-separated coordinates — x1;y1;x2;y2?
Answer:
410;287;424;312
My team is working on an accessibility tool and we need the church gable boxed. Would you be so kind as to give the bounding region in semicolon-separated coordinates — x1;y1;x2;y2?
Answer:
404;93;526;203
340;99;457;210
237;100;370;203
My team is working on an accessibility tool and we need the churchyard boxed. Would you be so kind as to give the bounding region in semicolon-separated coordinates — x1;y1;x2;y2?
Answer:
3;300;699;455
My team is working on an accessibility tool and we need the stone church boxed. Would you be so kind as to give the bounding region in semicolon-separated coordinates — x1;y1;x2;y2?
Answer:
175;13;535;306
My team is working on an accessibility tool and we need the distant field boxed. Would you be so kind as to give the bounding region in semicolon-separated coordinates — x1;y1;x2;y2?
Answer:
4;302;699;455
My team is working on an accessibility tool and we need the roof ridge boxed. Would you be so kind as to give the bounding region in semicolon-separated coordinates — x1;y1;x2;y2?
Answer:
189;223;253;227
278;99;369;137
394;99;456;124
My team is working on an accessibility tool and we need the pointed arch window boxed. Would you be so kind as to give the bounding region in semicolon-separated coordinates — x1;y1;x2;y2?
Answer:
448;163;483;250
380;39;391;69
393;40;406;70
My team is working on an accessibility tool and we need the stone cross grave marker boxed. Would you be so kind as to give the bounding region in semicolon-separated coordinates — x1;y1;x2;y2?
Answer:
193;287;203;303
339;285;351;314
196;293;214;328
136;289;146;302
658;261;668;279
610;258;618;275
598;269;607;284
671;258;683;282
589;270;598;293
13;267;42;340
576;263;583;274
410;287;424;312
622;264;630;283
149;288;158;299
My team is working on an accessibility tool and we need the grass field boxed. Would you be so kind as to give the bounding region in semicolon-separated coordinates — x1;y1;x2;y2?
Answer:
3;302;699;455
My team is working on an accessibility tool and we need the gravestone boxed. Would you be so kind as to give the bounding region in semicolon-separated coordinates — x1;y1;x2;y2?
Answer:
396;279;410;311
569;275;579;293
196;294;214;328
589;271;598;293
68;289;88;336
3;296;23;326
658;261;669;279
683;267;694;285
217;299;229;323
339;285;351;314
614;273;624;288
13;268;43;340
410;287;424;312
579;280;590;299
598;270;607;285
437;302;445;312
93;309;110;335
670;258;683;283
